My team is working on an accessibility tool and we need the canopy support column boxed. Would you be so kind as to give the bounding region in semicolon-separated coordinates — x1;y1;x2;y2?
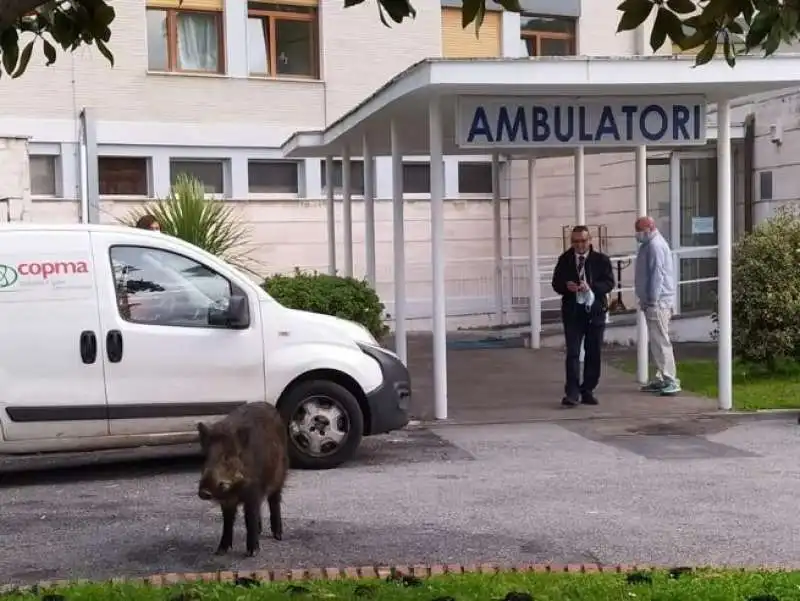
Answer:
342;147;353;278
635;145;649;384
492;152;504;325
390;119;407;365
363;135;376;286
574;146;585;224
717;99;733;411
325;155;336;275
528;158;540;349
429;96;448;420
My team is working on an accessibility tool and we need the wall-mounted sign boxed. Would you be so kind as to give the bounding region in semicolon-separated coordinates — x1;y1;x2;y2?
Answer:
456;95;707;149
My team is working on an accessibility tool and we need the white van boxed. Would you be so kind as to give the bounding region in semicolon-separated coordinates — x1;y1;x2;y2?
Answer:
0;223;412;470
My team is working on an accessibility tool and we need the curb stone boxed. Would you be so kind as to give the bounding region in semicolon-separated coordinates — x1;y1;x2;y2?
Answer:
4;562;800;593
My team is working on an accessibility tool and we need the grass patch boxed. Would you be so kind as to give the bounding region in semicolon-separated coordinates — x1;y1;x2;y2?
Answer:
617;357;800;411
3;570;800;601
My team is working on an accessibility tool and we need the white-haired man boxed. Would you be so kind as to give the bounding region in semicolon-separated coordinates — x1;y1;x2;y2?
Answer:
634;216;681;396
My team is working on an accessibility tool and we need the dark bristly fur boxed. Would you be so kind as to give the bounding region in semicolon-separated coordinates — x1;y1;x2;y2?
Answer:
196;402;289;557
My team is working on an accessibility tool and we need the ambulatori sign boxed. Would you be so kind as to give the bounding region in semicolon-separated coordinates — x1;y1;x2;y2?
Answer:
456;96;707;149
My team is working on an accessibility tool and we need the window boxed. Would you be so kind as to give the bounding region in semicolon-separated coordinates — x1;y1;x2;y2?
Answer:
759;170;773;201
110;245;241;328
248;160;300;194
30;155;57;196
320;159;364;195
402;162;430;194
458;161;493;195
99;157;150;196
247;2;318;78
146;6;224;73
520;14;576;57
170;159;225;195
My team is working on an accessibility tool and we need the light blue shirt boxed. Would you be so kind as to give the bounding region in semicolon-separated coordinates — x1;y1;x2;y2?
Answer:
634;230;676;307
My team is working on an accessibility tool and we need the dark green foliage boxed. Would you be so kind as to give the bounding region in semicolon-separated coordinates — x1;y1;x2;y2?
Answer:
262;268;390;341
729;206;800;368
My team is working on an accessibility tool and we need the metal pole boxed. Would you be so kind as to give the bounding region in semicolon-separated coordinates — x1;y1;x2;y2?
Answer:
363;135;376;286
429;96;448;420
635;145;649;384
80;108;100;224
491;153;504;325
325;155;336;275
342;147;353;278
717;99;733;410
390;120;407;365
528;158;540;349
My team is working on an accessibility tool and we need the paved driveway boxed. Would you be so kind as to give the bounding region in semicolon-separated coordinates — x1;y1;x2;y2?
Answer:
0;416;797;585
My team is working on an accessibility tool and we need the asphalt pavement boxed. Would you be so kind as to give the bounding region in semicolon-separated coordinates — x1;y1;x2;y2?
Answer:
0;416;798;585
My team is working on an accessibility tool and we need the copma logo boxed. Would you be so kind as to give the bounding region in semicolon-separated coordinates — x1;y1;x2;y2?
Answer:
0;264;19;288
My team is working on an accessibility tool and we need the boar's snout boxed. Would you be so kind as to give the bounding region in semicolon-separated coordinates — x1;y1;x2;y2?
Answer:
198;487;213;500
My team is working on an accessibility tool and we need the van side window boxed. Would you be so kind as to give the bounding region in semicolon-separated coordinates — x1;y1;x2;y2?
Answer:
110;245;236;328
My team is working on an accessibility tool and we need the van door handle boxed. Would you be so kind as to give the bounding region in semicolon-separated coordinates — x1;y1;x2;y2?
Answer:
79;330;97;364
106;329;123;363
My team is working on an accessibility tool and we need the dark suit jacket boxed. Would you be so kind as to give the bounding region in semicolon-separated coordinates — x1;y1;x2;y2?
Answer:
551;246;615;321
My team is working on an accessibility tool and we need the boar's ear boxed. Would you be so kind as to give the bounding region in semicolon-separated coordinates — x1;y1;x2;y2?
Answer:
197;422;210;448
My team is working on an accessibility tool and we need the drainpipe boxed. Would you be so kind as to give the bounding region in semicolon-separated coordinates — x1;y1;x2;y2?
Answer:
79;108;100;224
78;137;89;223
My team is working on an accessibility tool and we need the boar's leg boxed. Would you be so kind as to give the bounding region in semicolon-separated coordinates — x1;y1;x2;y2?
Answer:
268;490;283;541
243;498;262;557
215;503;237;555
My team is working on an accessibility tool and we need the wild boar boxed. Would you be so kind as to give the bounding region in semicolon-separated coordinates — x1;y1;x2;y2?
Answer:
196;401;289;557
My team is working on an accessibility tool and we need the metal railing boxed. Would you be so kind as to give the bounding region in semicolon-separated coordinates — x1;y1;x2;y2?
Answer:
268;246;720;323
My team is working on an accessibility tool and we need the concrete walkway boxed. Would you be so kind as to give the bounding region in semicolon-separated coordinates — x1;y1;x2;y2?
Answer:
394;333;717;424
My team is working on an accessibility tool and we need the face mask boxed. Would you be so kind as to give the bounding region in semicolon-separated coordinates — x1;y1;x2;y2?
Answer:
635;231;648;244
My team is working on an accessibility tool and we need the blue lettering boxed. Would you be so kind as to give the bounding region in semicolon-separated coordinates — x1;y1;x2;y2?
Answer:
673;105;690;140
532;106;550;142
553;106;573;142
467;106;493;143
620;106;637;141
595;106;620;141
693;105;701;139
497;106;528;142
640;105;668;141
578;107;593;141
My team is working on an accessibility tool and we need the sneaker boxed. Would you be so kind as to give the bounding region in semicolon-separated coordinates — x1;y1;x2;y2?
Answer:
581;392;599;405
561;396;580;408
640;379;666;393
659;380;682;396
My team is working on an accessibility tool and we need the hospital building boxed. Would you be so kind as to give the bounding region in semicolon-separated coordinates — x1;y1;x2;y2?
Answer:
1;0;800;333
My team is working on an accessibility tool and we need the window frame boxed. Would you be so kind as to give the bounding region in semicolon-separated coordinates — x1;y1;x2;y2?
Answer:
247;159;301;198
320;159;366;198
109;244;248;330
519;14;577;57
99;156;152;198
146;6;226;75
247;2;319;79
457;161;494;197
169;158;228;198
29;154;60;199
402;161;431;199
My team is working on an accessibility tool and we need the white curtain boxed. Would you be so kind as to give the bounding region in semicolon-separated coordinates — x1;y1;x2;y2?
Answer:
177;13;219;71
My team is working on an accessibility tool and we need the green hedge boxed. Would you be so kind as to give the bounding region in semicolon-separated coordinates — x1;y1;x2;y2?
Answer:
727;206;800;368
262;269;390;341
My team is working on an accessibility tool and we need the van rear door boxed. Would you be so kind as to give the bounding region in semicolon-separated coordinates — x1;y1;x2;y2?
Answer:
0;229;109;441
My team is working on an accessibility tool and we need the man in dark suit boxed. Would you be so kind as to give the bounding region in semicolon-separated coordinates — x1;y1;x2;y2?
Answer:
551;225;615;407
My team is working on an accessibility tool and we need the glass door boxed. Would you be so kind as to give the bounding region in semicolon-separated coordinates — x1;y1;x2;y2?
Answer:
670;150;719;314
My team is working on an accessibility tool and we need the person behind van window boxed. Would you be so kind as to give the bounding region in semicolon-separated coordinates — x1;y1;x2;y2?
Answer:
634;215;681;396
135;214;161;232
551;225;615;408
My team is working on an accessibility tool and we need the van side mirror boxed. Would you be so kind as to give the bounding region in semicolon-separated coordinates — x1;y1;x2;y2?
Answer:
208;294;249;329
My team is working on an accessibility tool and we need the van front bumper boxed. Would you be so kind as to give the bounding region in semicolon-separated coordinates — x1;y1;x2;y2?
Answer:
357;343;411;435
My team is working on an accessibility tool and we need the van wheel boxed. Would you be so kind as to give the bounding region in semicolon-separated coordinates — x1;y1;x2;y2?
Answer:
278;379;364;470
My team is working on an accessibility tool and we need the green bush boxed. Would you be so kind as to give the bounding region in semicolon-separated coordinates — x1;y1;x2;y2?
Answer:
730;205;800;368
262;268;390;341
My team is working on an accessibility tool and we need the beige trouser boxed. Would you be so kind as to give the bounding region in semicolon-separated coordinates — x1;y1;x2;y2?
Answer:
644;305;677;382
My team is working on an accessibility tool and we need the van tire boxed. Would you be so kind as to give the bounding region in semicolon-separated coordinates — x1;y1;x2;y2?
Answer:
278;379;364;470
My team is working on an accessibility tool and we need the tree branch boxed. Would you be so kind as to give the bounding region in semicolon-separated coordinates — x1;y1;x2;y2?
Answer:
0;0;52;28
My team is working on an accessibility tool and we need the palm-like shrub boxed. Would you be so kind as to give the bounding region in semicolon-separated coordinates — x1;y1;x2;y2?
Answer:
119;173;261;276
